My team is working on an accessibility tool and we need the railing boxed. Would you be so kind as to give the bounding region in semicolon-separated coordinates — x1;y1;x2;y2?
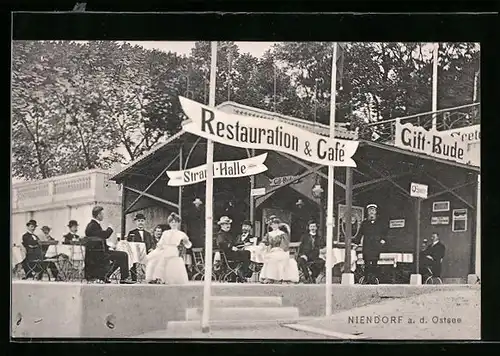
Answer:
362;103;480;144
12;169;121;211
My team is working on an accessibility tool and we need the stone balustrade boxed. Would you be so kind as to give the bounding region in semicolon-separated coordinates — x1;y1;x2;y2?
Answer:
12;169;121;212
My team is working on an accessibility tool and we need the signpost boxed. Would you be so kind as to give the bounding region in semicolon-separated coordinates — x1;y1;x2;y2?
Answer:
410;182;428;285
201;41;218;334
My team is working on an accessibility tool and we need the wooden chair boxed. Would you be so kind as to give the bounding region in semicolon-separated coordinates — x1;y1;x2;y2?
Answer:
191;248;217;281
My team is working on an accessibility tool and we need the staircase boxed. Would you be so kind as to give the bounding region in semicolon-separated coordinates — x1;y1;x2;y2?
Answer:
167;296;300;333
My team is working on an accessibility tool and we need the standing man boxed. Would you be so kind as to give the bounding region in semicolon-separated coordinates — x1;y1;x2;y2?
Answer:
297;219;326;283
420;232;445;278
353;204;387;284
126;213;153;282
85;206;134;284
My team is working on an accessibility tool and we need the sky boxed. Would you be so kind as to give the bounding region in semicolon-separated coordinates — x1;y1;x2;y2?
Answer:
124;41;276;58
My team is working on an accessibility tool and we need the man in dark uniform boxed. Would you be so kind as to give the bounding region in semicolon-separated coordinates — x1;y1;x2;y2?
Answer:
63;220;81;244
353;204;387;284
21;220;60;280
126;213;153;281
85;206;134;284
297;219;326;283
420;232;445;278
214;216;252;280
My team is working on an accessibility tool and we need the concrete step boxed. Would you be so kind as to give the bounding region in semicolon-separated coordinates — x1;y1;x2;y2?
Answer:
211;296;282;308
185;307;300;321
166;319;299;334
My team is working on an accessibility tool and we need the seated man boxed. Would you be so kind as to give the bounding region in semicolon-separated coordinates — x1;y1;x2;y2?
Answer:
63;220;81;244
84;206;134;284
126;213;153;281
21;220;60;280
297;219;326;283
214;216;252;280
419;232;445;278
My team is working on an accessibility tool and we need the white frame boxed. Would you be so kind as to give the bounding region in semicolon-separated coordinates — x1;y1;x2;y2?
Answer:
452;208;468;232
389;219;405;228
432;201;450;212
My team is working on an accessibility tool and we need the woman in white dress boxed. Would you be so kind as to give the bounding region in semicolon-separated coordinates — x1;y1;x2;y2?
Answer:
259;218;299;284
145;213;192;284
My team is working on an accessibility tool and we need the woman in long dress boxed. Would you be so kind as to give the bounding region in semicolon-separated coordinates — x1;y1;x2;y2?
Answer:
259;218;299;284
145;213;192;284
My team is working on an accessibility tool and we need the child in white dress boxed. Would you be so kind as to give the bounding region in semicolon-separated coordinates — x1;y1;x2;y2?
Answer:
145;213;192;284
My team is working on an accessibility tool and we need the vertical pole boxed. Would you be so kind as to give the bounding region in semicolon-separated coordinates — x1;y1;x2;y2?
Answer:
178;146;183;220
120;183;127;241
227;47;232;102
415;198;421;275
273;65;277;112
344;167;353;273
249;149;255;223
201;41;218;333
473;71;479;102
325;42;338;317
475;174;480;278
431;43;439;130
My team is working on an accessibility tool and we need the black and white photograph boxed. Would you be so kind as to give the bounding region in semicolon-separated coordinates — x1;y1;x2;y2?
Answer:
11;38;480;340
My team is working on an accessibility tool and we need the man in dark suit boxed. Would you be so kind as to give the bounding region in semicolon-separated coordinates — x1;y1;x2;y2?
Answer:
63;220;80;244
420;232;445;278
297;219;326;283
21;220;60;280
234;220;260;246
84;206;134;284
214;216;252;279
126;213;153;281
353;204;387;284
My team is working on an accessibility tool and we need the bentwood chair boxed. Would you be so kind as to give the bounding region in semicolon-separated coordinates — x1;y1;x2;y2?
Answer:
191;248;217;281
219;250;246;283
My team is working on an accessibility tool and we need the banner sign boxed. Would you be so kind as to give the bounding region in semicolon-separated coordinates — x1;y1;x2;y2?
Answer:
395;122;469;165
166;153;268;187
269;175;300;187
442;124;480;144
179;97;359;167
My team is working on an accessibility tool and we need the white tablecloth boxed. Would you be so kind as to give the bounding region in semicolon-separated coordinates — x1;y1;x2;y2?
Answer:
12;246;26;268
116;241;147;266
45;244;86;261
319;248;358;271
244;244;266;264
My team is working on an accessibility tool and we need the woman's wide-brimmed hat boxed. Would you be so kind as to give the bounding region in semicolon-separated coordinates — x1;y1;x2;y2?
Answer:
217;216;233;225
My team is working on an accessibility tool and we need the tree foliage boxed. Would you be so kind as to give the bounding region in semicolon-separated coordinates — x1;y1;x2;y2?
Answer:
11;40;480;180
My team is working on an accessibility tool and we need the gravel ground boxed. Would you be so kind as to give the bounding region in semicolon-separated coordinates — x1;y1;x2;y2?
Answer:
300;288;480;340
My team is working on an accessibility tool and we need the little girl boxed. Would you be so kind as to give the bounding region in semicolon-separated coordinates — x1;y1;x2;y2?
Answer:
145;213;192;284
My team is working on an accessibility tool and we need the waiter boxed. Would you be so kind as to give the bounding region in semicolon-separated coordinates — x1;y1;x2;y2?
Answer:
127;213;153;281
353;204;387;284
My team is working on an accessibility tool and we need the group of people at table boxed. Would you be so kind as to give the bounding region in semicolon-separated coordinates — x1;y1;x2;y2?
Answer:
16;203;445;285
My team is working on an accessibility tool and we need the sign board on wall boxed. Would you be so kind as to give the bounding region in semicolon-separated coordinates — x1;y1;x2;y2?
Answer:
431;216;450;225
389;219;405;228
395;122;469;165
432;201;450;212
269;175;300;187
251;187;266;197
410;182;428;199
452;208;468;232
